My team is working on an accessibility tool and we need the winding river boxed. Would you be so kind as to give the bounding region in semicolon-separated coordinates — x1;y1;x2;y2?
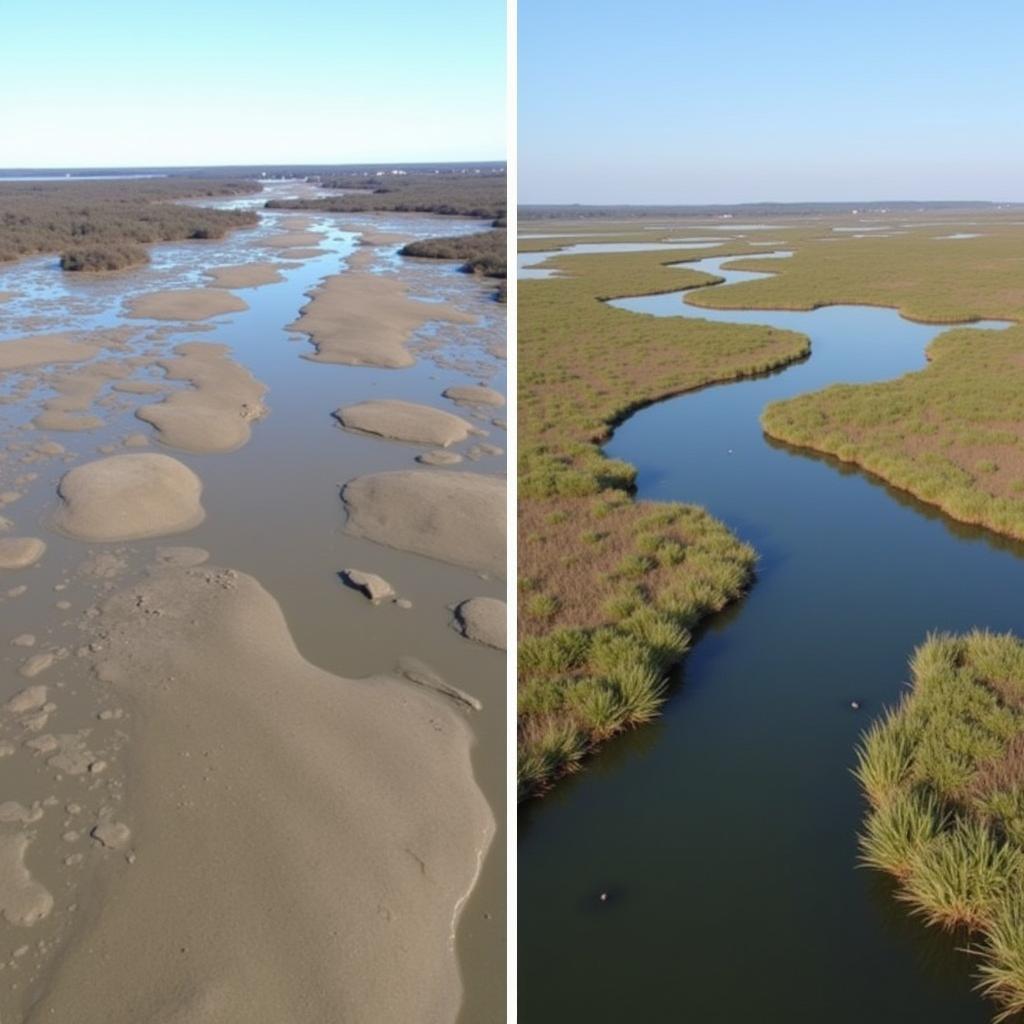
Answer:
519;251;1020;1022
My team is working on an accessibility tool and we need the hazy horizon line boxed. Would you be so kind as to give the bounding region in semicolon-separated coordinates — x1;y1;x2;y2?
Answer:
0;159;506;173
519;198;1024;208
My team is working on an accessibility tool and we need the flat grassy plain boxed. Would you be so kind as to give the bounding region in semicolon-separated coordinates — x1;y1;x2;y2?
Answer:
857;631;1024;1019
689;226;1024;322
518;242;809;796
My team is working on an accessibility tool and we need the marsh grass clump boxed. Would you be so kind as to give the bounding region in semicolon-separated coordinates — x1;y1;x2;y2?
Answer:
518;490;754;798
857;631;1024;1018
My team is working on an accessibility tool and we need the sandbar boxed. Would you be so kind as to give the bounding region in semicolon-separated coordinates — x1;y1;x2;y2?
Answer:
53;453;205;542
135;342;267;454
288;273;476;369
125;289;248;322
342;470;505;576
334;399;475;447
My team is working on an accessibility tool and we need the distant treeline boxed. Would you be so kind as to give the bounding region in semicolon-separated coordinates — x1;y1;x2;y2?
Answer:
520;200;1022;220
401;228;506;302
267;171;506;222
0;178;259;271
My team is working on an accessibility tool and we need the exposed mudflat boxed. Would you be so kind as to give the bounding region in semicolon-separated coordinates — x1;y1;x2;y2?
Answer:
0;333;99;371
0;537;46;569
0;184;506;1023
288;253;477;368
25;565;493;1024
453;597;506;650
443;385;506;408
342;470;506;576
135;342;267;454
53;454;205;541
125;288;248;322
204;262;284;289
335;398;476;447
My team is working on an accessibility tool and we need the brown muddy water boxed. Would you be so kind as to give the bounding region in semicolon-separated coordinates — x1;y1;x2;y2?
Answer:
0;182;505;1021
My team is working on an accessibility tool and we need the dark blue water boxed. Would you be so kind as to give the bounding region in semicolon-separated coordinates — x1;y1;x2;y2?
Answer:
519;254;1019;1022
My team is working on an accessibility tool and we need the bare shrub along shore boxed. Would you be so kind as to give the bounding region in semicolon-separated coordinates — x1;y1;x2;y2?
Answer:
401;228;506;279
401;228;506;301
267;169;506;222
0;178;258;271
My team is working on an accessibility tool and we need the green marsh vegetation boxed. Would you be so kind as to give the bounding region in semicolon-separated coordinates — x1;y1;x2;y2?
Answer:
687;224;1024;322
857;631;1024;1020
736;222;1024;542
0;178;258;271
518;216;1024;796
763;323;1024;541
518;240;809;797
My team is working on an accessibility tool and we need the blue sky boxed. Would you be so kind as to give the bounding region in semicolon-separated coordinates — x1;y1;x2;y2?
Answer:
0;0;505;168
520;0;1024;204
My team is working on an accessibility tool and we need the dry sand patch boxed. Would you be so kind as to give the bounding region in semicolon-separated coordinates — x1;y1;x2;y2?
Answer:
0;537;46;569
452;597;506;650
342;470;505;576
0;333;98;372
288;272;476;369
53;454;204;542
125;289;248;322
204;262;284;289
135;342;267;454
334;399;475;447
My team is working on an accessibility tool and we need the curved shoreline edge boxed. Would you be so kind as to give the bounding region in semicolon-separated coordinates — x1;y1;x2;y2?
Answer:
517;249;811;798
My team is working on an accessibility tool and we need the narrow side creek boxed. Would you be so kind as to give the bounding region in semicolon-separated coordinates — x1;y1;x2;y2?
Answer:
519;251;1019;1022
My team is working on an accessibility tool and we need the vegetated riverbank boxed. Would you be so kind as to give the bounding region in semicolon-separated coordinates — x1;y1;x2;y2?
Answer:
763;324;1024;541
857;630;1024;1020
0;178;258;271
672;221;1024;541
517;243;808;796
